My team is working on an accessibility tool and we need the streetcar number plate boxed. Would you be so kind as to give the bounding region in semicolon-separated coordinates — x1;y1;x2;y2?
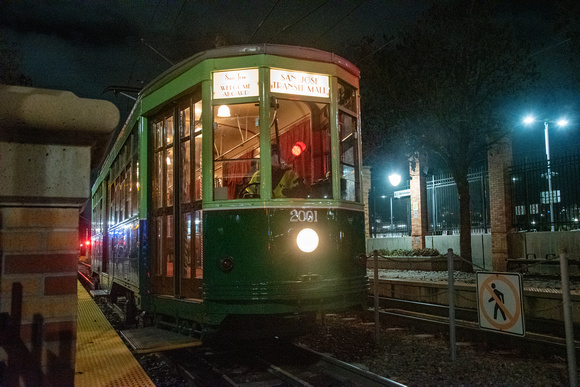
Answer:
290;209;318;222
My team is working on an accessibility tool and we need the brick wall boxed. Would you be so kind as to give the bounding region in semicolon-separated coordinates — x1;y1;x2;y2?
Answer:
1;207;79;385
488;140;513;271
410;153;428;250
0;142;91;386
362;166;371;239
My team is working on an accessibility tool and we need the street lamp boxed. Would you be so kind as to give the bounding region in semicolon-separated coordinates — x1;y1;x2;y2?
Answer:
523;116;568;231
389;173;402;187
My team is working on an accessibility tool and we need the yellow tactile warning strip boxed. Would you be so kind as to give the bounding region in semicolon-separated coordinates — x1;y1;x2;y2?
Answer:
75;281;155;386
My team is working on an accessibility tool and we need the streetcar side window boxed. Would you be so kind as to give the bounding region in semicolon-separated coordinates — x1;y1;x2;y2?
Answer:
338;81;360;202
213;103;261;200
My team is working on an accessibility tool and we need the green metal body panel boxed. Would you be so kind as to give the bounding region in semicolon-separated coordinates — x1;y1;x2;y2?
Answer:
202;207;368;320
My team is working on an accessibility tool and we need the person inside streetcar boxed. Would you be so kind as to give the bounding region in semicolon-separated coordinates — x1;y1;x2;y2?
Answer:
244;144;306;198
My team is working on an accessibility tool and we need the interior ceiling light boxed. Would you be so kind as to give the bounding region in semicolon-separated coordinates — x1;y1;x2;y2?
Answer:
217;105;231;117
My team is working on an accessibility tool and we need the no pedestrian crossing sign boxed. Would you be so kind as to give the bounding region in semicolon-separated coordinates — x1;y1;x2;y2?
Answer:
476;272;525;336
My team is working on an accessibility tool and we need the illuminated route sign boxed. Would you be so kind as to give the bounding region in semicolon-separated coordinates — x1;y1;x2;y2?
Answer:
213;68;259;99
270;69;329;98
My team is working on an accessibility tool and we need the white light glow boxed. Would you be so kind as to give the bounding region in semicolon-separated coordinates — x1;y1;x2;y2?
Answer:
388;173;401;187
297;228;319;253
217;105;231;117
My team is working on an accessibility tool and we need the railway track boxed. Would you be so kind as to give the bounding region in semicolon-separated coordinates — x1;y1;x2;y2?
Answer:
371;296;580;355
82;275;402;386
166;340;404;386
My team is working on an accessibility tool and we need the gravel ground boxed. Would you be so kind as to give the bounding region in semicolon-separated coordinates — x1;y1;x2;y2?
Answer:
135;312;573;386
99;270;579;386
298;313;572;386
296;269;578;386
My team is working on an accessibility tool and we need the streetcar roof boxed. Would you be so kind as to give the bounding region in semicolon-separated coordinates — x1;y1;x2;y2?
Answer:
141;44;360;98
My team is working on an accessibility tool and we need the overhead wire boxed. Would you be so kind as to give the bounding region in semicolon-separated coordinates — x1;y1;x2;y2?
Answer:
269;0;331;40
172;0;188;31
246;0;281;44
355;35;399;65
129;0;173;97
317;0;367;38
529;38;571;57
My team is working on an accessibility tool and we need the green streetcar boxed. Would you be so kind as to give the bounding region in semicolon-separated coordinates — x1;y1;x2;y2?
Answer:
90;44;369;340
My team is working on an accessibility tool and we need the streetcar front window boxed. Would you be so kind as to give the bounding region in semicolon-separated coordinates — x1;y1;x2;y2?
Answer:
270;99;331;199
213;103;261;200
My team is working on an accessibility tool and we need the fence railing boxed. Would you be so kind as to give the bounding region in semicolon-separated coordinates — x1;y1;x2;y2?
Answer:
369;167;489;237
369;149;580;237
509;153;580;232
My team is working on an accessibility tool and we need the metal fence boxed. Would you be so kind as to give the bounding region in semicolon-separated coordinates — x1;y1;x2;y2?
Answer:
369;166;490;238
509;152;580;231
369;148;580;237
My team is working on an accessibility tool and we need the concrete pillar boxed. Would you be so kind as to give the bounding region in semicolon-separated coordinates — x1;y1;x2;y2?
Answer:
410;153;428;250
0;85;118;385
362;166;371;239
488;139;513;271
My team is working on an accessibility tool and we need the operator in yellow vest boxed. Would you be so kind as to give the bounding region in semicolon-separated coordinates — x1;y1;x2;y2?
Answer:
245;144;305;198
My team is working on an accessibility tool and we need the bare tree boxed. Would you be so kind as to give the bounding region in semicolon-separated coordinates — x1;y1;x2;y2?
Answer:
357;1;537;270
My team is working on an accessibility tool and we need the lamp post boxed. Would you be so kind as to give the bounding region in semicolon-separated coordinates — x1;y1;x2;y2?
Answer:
523;116;568;231
388;173;401;234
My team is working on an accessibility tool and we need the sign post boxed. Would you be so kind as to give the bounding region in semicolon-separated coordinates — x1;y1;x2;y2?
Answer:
476;272;525;336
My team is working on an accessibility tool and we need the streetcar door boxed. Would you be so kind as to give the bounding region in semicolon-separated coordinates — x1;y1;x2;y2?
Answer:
152;98;203;298
178;100;203;298
152;113;175;296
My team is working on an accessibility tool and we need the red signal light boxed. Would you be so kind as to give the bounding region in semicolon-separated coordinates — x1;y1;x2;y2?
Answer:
291;141;306;156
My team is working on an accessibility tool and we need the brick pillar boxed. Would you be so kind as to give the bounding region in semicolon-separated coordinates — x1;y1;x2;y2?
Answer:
0;143;91;385
0;86;118;385
488;139;513;271
362;166;371;239
410;153;428;250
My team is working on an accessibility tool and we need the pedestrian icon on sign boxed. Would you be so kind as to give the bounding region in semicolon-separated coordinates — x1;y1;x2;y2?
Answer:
488;283;507;321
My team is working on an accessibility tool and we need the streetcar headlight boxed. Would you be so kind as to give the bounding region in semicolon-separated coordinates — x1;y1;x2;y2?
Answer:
296;228;319;253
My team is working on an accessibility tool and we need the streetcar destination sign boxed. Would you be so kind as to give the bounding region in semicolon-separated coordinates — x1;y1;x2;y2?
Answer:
213;68;259;99
270;69;330;98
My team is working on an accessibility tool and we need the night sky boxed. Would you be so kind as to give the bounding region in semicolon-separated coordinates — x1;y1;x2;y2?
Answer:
1;0;579;161
0;1;425;112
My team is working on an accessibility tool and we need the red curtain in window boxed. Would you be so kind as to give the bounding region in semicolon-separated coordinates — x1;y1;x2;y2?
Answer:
223;151;255;199
278;119;312;183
